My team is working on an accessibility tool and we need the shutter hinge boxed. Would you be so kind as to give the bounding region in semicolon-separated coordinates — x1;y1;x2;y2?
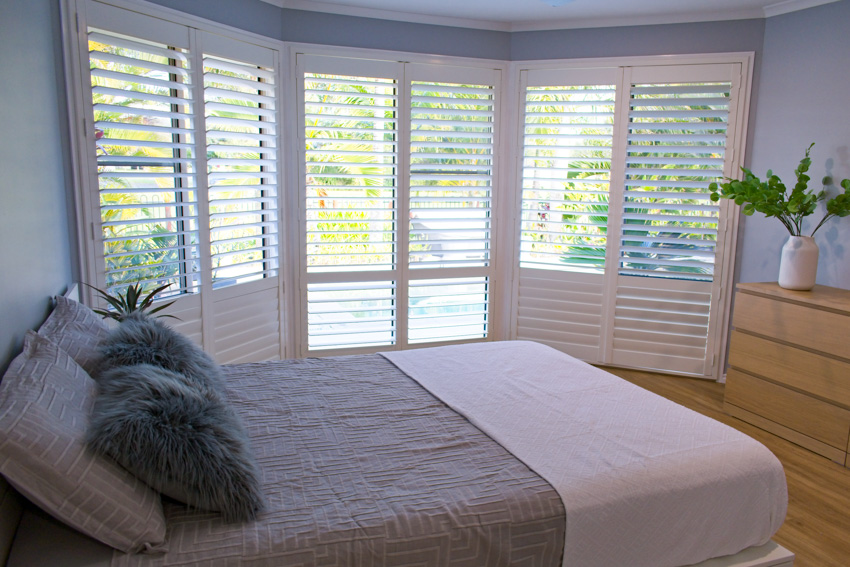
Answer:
90;222;96;241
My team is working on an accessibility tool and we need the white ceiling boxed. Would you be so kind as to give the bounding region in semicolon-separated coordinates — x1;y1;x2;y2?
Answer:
263;0;839;31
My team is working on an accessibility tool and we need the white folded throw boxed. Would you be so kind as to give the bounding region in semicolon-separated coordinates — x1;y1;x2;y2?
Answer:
383;341;787;567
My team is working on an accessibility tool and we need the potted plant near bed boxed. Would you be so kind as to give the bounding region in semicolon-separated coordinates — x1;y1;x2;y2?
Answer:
85;282;178;321
709;143;850;290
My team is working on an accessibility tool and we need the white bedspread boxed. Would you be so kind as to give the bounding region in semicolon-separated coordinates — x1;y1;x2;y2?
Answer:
382;341;788;567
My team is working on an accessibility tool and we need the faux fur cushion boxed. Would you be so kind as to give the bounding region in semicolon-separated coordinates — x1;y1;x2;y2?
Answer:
87;364;264;522
95;312;224;396
89;314;264;522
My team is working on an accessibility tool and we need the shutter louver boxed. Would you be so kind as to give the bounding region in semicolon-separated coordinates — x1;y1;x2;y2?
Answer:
304;73;398;273
620;82;730;281
519;85;615;272
409;81;493;269
204;54;279;288
90;29;200;297
307;281;396;349
408;278;488;344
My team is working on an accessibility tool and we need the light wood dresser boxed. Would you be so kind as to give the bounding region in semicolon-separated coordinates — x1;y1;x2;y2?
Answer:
724;282;850;467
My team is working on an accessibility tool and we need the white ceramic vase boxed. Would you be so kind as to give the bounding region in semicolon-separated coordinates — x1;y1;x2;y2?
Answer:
778;235;819;290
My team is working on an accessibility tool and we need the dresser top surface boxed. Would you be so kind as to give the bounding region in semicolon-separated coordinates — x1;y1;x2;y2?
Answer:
737;282;850;314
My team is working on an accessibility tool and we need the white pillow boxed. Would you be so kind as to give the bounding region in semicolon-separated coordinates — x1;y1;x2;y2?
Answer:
0;332;167;553
37;295;111;375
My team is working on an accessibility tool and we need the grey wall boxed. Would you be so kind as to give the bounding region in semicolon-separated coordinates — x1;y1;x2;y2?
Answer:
146;0;511;59
738;0;850;289
511;18;765;60
0;0;76;373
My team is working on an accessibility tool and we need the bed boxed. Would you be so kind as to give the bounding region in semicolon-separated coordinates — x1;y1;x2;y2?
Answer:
0;298;793;567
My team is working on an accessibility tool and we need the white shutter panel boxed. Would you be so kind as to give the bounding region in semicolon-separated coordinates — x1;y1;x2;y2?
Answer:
618;82;727;280
409;81;493;269
515;70;617;359
84;14;285;362
302;65;399;352
407;75;495;344
203;53;279;289
199;34;284;364
608;67;738;376
89;29;200;298
513;63;746;377
304;72;398;272
519;84;615;270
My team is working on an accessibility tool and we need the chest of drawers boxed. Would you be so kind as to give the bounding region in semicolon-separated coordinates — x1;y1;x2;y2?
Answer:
723;282;850;467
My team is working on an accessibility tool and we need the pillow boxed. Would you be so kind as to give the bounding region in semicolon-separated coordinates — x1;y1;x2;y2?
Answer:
38;295;111;375
0;332;166;553
96;311;224;396
87;363;264;523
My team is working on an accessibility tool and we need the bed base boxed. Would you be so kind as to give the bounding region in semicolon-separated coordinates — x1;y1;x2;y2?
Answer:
5;505;795;567
693;541;794;567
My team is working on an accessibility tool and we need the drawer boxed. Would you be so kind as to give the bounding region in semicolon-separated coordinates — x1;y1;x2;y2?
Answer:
725;369;850;450
732;292;850;360
728;330;850;408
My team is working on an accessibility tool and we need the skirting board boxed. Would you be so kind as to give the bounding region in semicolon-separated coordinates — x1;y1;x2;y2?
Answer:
692;540;794;567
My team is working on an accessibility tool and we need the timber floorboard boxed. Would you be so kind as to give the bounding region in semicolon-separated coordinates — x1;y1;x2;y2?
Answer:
602;366;850;567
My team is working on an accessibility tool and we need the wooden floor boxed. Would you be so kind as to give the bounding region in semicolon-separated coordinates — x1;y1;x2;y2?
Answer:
603;366;850;567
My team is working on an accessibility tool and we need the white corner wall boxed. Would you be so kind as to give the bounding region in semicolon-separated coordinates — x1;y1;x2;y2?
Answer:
740;0;850;289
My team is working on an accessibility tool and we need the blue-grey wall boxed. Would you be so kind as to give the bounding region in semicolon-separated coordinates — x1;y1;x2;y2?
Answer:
146;0;511;59
739;0;850;289
510;18;765;60
0;0;76;373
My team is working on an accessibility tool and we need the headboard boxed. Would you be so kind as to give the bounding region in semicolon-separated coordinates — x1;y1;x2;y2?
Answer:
0;478;23;565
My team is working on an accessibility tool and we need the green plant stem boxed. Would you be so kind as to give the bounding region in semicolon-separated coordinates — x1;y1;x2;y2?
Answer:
810;213;835;237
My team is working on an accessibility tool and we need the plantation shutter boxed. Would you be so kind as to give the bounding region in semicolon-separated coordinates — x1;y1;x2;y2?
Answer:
199;33;284;363
203;48;279;289
88;27;200;298
514;63;746;378
297;57;499;354
515;68;618;360
607;64;737;375
407;64;496;344
79;4;284;362
300;56;401;352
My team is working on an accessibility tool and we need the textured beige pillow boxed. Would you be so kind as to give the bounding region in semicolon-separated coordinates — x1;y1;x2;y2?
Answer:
0;331;166;553
37;295;111;375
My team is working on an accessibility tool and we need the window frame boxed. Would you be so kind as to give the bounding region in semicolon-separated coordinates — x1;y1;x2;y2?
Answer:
291;49;508;357
62;0;753;374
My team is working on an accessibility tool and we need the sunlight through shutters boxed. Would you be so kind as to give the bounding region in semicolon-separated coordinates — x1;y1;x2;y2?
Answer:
409;81;493;269
89;30;200;297
407;79;494;344
620;82;730;281
303;71;399;350
204;54;279;289
519;84;615;272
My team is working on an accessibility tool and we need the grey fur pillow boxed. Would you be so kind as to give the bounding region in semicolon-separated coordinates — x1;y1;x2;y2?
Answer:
87;363;265;523
95;311;224;396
